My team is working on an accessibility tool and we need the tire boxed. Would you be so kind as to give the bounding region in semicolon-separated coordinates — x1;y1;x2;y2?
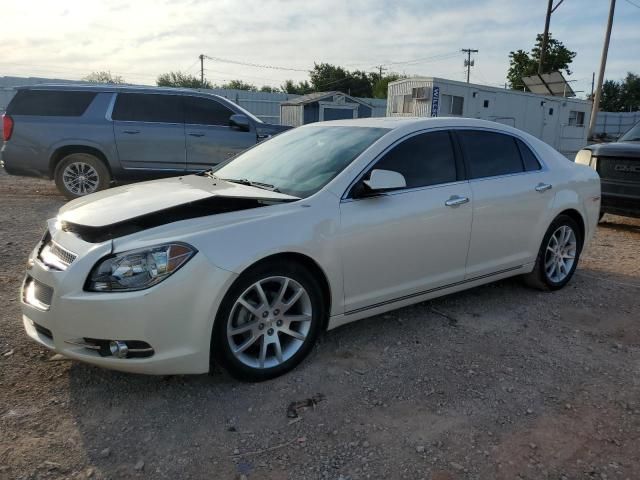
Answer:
212;260;325;381
54;152;111;199
523;214;583;291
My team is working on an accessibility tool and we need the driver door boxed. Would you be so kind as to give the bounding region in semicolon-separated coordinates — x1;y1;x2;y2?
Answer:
184;95;257;171
338;130;473;313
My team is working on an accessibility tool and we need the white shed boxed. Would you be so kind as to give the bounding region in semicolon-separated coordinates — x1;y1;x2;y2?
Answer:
387;77;592;158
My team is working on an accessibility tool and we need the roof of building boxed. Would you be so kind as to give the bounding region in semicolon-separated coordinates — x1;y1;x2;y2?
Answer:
281;91;373;108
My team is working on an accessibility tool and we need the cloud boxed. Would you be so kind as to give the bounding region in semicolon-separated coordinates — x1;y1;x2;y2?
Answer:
0;0;637;95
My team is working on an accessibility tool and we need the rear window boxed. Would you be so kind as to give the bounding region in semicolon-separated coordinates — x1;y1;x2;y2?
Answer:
7;90;96;116
112;93;183;123
458;130;524;179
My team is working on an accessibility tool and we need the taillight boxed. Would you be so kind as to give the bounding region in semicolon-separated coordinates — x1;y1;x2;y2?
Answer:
2;114;13;142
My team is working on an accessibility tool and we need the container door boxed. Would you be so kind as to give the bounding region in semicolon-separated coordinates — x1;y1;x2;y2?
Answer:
540;100;561;147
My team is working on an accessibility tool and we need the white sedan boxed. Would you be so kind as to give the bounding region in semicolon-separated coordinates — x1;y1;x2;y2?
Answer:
21;117;601;380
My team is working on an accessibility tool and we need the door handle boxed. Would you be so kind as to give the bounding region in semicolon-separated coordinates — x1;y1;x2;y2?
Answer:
535;183;553;192
445;195;470;207
122;130;140;134
188;132;205;137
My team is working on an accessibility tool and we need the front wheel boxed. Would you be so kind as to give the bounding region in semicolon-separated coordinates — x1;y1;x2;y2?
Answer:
212;261;325;381
523;214;582;291
54;153;111;199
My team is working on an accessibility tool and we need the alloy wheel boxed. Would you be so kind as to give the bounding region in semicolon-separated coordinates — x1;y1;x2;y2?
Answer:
544;225;577;283
62;162;100;195
227;276;313;369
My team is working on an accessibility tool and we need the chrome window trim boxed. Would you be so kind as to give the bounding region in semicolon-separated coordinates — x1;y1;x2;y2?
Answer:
341;179;470;204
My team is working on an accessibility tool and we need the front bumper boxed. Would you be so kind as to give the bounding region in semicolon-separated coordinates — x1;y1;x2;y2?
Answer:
600;180;640;218
21;227;237;375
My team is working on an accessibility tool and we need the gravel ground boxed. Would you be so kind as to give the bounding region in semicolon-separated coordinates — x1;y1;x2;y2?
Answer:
1;170;639;480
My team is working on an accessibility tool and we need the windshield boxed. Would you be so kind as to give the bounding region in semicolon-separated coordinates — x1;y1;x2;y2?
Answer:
213;126;389;198
620;121;640;142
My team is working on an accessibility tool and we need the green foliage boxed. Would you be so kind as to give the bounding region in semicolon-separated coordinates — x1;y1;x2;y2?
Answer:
280;79;314;95
83;71;125;84
600;73;640;112
157;71;212;89
259;85;279;93
507;33;576;90
309;63;373;97
221;80;257;91
371;73;405;99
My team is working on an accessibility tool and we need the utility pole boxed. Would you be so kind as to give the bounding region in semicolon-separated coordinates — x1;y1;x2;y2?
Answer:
588;0;616;139
591;72;595;98
374;65;387;80
199;54;205;87
461;49;478;83
538;0;564;75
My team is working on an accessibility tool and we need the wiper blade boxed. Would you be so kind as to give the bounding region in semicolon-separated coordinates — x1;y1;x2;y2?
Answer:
221;178;280;192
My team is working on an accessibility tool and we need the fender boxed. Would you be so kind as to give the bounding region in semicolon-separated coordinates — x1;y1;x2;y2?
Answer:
47;139;121;177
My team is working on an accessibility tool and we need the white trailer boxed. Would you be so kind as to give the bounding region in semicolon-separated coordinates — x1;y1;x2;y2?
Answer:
387;77;592;158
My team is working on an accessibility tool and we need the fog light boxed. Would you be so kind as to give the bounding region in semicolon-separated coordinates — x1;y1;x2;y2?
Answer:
109;340;129;358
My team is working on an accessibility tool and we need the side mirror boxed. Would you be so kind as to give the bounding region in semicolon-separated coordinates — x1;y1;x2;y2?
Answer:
229;114;251;132
363;169;406;192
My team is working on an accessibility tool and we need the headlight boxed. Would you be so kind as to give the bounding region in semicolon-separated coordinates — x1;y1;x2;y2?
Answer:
575;149;594;166
86;243;196;292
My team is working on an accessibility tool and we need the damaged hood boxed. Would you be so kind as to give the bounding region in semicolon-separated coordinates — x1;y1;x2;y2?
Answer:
59;175;299;228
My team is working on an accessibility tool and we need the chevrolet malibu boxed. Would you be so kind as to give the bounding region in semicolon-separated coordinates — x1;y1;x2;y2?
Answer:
21;117;601;381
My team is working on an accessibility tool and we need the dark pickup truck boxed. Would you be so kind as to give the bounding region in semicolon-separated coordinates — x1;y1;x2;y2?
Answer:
576;121;640;219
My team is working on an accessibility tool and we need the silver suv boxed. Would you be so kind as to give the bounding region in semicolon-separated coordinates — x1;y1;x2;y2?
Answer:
1;85;290;198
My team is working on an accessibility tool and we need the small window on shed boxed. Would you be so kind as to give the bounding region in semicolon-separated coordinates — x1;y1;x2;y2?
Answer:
483;100;490;108
548;107;554;115
402;94;414;114
391;95;404;114
568;110;585;127
412;87;428;99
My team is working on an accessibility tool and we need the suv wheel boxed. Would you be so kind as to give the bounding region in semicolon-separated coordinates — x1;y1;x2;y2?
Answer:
523;214;582;291
54;153;111;199
213;261;325;381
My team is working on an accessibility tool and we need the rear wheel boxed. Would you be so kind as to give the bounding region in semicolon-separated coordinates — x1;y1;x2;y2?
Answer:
212;261;325;381
523;214;582;291
54;153;111;199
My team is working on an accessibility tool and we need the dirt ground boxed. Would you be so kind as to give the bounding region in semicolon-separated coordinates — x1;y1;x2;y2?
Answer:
1;170;639;480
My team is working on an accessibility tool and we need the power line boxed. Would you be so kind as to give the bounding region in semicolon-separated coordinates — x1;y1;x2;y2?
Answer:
203;55;309;72
376;51;460;68
624;0;640;8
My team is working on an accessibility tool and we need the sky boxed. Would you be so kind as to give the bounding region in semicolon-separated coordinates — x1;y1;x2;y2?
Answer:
0;0;638;98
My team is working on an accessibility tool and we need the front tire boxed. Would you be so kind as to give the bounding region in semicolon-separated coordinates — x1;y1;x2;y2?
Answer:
523;214;582;291
54;153;111;199
212;261;325;381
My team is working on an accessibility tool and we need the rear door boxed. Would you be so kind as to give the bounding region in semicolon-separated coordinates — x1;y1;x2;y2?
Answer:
184;95;257;170
111;92;186;171
456;129;554;278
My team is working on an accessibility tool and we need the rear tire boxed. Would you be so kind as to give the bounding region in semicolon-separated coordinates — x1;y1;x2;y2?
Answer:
54;153;111;199
523;214;583;291
212;260;325;381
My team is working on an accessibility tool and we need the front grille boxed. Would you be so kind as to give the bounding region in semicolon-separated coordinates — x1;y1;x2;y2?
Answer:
38;240;77;271
23;276;54;310
597;157;640;182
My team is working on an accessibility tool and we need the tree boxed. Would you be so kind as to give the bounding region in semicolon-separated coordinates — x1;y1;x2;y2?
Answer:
507;33;576;90
157;71;212;89
309;63;373;97
221;80;257;91
280;79;314;95
259;85;279;93
83;71;124;84
599;73;640;112
371;73;405;99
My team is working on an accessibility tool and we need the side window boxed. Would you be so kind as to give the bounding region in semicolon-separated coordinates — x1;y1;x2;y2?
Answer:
112;93;183;123
7;90;97;116
373;131;457;189
184;96;234;126
458;130;523;179
516;138;542;171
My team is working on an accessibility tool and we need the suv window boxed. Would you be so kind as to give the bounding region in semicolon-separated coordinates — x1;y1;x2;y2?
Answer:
112;93;183;123
516;138;541;171
184;96;234;126
458;130;523;179
7;90;96;116
373;130;457;188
